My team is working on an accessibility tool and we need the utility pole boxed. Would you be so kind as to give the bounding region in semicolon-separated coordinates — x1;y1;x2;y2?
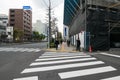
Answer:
48;0;51;48
85;0;87;50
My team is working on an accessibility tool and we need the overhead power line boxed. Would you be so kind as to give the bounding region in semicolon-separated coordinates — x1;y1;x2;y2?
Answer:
42;0;49;8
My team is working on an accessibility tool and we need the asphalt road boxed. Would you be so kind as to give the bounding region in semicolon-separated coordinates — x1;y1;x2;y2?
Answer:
0;43;120;80
0;42;47;80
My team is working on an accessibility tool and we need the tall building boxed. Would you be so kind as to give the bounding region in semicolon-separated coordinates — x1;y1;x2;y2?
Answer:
32;20;48;36
0;14;8;35
9;9;32;41
0;14;13;42
64;0;120;51
0;14;8;41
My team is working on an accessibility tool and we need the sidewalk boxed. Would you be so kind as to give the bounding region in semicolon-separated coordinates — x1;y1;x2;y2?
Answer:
46;42;79;52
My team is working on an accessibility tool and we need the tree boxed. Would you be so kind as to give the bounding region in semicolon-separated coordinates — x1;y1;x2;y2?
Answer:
32;31;46;41
32;31;40;41
13;29;24;42
39;34;46;40
45;11;58;37
57;32;62;40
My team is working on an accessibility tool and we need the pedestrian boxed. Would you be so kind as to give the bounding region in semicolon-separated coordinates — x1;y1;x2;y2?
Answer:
55;39;59;50
60;39;63;44
67;39;70;47
76;38;81;51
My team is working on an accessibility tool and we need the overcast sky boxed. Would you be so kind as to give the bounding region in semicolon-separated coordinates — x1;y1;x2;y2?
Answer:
0;0;64;33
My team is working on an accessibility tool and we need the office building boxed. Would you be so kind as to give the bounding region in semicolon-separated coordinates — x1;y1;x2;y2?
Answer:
9;9;32;41
64;0;120;51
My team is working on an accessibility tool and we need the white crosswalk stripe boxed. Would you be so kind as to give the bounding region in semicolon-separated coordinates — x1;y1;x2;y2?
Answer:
14;52;118;80
36;55;91;61
58;66;116;79
22;61;104;73
30;57;97;66
42;52;86;56
0;47;41;52
13;76;38;80
101;76;120;80
39;54;88;58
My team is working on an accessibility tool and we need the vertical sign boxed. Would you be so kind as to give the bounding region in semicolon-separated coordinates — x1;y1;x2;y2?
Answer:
64;27;67;36
84;32;90;51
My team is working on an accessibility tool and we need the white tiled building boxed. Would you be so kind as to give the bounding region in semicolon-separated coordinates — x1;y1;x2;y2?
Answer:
0;14;8;35
0;14;13;42
33;20;48;36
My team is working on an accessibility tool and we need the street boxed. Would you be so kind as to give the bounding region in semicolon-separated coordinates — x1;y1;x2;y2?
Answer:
0;43;120;80
0;42;47;80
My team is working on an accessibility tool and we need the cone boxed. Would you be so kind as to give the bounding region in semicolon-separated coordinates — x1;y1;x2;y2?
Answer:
89;45;92;52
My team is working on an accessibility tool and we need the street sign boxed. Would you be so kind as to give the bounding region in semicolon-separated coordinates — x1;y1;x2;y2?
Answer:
23;6;32;10
64;27;67;36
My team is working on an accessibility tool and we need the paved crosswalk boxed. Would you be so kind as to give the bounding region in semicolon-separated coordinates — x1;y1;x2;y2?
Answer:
13;52;119;80
0;47;41;52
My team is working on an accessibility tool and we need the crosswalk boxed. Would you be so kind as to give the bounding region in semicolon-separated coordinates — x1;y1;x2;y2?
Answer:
13;52;119;80
0;47;41;52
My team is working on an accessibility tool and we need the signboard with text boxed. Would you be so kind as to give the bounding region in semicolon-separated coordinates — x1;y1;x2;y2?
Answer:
23;6;32;10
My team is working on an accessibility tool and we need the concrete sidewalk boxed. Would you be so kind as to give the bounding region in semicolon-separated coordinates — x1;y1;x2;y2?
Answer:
46;42;80;52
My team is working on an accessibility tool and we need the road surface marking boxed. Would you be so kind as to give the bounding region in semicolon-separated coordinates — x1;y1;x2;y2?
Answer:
42;53;86;56
30;57;97;66
13;76;38;80
21;61;104;74
34;50;41;52
58;66;116;79
39;54;88;58
100;53;120;58
36;55;91;61
0;47;41;52
101;76;120;80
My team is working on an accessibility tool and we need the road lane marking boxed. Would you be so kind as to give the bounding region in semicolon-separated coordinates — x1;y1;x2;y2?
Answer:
30;57;97;66
36;55;91;61
34;50;41;52
44;52;84;54
0;48;41;52
101;76;120;80
58;66;116;79
39;54;88;58
13;76;38;80
21;61;104;74
42;53;86;56
100;53;120;58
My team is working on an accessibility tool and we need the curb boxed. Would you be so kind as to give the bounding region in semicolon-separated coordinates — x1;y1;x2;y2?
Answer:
44;48;79;53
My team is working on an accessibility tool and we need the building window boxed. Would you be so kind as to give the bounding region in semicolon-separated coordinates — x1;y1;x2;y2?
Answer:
10;15;15;17
3;21;7;23
8;32;11;35
10;19;15;21
10;10;15;13
10;24;14;26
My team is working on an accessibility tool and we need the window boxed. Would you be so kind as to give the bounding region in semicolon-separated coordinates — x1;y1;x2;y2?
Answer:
10;15;15;17
10;10;15;13
10;24;14;26
3;21;7;23
10;19;15;21
8;32;11;35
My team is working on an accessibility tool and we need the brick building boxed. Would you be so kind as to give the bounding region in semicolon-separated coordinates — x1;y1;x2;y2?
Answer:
9;9;32;41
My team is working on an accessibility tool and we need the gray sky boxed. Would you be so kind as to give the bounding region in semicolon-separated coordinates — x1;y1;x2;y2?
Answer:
0;0;64;33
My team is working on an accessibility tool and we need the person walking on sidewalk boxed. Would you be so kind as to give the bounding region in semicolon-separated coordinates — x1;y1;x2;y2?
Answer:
76;38;81;51
55;39;59;50
67;39;70;47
